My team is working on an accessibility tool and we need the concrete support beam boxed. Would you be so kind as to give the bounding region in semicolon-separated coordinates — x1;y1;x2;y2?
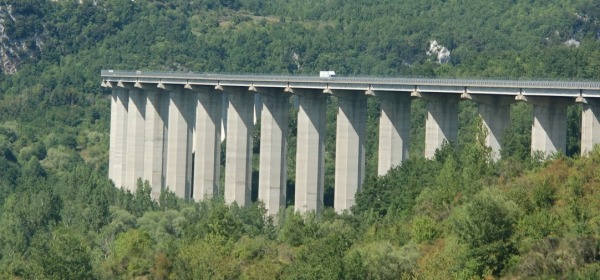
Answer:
414;92;460;159
377;92;411;176
258;89;289;215
144;89;169;199
294;89;327;214
165;86;194;199
224;86;255;207
191;85;223;201
580;97;600;155
527;96;571;156
334;91;367;213
462;94;513;161
109;86;128;188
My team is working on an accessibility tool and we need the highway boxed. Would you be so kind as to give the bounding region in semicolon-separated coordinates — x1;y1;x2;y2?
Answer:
101;70;600;96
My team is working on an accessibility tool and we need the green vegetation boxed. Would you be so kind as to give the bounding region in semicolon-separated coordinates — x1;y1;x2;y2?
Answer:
1;0;600;278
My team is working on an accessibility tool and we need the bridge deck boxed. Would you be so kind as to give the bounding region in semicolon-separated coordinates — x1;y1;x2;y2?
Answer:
101;70;600;97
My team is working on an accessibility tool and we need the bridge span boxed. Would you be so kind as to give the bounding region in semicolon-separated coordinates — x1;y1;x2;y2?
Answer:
101;70;600;215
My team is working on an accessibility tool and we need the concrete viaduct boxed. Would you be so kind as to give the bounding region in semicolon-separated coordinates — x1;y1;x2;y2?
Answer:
101;70;600;215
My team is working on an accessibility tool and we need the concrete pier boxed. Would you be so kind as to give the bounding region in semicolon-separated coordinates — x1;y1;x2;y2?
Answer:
462;94;512;160
109;86;129;188
189;85;223;200
334;91;367;212
124;87;146;191
580;97;600;155
143;89;168;199
528;96;570;156
294;89;327;214
258;89;289;215
377;92;411;176
165;86;194;198
223;87;255;207
104;71;600;215
416;92;459;159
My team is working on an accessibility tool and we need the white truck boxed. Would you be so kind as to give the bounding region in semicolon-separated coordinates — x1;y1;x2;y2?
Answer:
319;71;336;78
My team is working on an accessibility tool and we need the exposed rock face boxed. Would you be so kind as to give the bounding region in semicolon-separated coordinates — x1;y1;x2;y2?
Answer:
426;40;450;64
564;39;581;47
0;4;46;75
291;51;300;70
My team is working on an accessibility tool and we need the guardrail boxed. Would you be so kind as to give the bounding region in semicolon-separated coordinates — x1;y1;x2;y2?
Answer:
101;70;600;90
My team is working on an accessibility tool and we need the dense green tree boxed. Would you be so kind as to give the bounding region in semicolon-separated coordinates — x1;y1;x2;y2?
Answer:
30;228;95;280
1;1;600;279
451;189;519;277
104;229;155;279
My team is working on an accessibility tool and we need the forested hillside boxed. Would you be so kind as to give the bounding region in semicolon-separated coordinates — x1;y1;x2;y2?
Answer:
1;0;600;278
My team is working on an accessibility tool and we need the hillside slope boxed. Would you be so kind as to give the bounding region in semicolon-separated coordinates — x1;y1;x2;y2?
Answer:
0;1;600;278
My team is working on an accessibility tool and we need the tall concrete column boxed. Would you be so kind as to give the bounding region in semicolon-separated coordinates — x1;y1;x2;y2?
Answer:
124;87;147;191
580;97;600;155
415;92;459;159
190;85;222;201
109;85;129;188
144;88;169;199
377;92;411;176
462;94;513;161
258;89;289;215
334;91;367;212
165;86;194;199
294;89;327;214
224;86;255;207
527;96;570;156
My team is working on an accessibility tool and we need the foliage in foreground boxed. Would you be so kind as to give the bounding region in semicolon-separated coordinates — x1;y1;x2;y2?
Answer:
2;126;600;279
